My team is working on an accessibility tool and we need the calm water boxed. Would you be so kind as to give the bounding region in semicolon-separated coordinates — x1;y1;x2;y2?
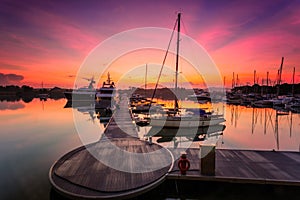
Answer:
0;98;299;199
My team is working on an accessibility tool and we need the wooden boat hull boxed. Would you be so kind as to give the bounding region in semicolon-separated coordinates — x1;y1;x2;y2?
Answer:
149;116;225;128
146;124;226;137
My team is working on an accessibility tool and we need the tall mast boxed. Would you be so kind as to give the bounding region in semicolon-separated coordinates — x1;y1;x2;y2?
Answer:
145;64;148;97
266;71;269;98
276;57;284;97
232;72;235;89
174;12;181;111
254;70;256;85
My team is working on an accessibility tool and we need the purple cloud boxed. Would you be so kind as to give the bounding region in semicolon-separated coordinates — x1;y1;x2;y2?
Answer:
0;73;24;85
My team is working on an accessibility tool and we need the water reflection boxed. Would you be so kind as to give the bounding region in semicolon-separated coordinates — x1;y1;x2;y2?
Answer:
224;104;300;151
0;99;82;200
0;101;25;110
135;101;299;151
0;98;299;199
64;100;112;127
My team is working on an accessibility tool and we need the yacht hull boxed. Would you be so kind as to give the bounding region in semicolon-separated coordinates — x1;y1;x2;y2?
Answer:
150;116;225;128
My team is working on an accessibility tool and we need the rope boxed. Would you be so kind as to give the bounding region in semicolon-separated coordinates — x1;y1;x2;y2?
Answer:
149;18;178;106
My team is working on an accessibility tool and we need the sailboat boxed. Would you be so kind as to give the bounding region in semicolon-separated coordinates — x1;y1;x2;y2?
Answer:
38;82;48;101
149;13;225;128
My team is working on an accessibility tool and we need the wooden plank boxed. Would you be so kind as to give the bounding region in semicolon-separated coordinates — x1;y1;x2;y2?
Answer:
168;149;300;186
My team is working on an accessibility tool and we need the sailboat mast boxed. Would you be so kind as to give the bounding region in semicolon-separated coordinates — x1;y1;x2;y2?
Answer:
292;67;295;97
174;12;181;111
276;57;284;97
145;64;148;97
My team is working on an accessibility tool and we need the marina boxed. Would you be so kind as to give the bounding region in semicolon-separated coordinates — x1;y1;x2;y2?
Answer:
1;1;300;199
50;11;299;199
49;95;300;199
0;93;299;199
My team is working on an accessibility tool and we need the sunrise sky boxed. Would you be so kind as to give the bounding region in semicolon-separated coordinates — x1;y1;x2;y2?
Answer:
0;0;299;88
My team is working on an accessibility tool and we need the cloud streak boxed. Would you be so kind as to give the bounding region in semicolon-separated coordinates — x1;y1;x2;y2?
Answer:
0;73;24;85
0;0;299;87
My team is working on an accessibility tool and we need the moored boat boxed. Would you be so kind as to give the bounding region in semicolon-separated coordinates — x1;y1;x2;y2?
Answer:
64;77;96;101
149;13;225;128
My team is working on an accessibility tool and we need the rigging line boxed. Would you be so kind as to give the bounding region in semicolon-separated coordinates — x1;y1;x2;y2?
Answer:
181;16;188;35
149;18;178;105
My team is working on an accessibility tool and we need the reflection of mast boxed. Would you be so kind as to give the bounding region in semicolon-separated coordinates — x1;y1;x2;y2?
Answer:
251;107;255;134
251;107;259;134
262;108;275;135
274;110;291;151
234;105;239;127
274;111;279;150
41;99;44;111
292;67;295;97
230;105;234;126
264;108;267;134
289;112;293;137
230;105;240;128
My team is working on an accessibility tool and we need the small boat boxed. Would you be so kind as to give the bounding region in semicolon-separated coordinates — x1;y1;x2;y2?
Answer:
187;90;211;102
150;113;225;128
38;82;48;101
38;93;48;101
226;93;242;105
251;99;273;108
146;124;226;137
136;119;150;127
64;77;96;101
285;99;300;110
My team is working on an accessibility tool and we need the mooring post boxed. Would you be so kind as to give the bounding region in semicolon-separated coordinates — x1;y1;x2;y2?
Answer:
199;144;216;176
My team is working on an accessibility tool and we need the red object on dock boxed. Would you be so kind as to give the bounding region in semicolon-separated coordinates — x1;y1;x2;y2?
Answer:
178;152;190;175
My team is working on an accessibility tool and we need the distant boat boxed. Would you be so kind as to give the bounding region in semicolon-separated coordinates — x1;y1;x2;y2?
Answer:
64;77;96;101
95;73;116;109
96;72;116;100
187;89;211;102
285;99;300;110
38;93;48;101
136;118;150;127
251;99;273;108
149;13;225;128
38;82;48;101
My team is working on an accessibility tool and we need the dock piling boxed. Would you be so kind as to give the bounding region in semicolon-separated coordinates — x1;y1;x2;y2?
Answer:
199;144;216;176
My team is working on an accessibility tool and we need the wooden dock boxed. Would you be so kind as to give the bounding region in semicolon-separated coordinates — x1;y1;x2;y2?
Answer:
49;96;173;199
168;148;300;186
50;95;300;199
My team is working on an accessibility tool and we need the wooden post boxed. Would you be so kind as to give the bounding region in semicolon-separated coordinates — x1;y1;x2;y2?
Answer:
200;144;216;176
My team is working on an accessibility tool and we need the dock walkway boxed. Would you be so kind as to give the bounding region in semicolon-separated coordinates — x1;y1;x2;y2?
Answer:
168;148;300;186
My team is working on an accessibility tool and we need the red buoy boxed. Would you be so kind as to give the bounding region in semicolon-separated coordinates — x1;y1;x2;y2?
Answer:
178;152;190;175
